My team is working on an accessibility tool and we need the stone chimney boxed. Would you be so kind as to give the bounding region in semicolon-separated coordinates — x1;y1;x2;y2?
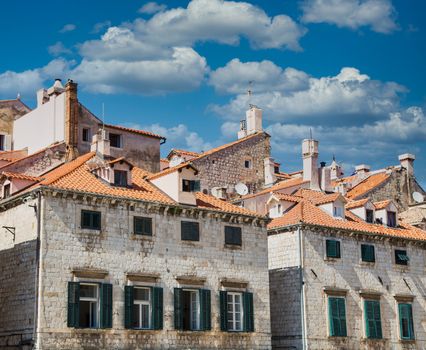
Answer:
399;153;415;176
246;105;262;135
65;80;79;161
264;157;276;187
319;162;332;192
355;164;370;179
302;139;320;190
91;129;110;158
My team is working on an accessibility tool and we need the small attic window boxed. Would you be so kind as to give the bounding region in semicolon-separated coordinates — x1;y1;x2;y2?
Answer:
114;170;128;187
0;135;4;151
109;133;122;148
3;184;10;198
387;211;397;227
333;205;344;218
182;179;200;192
366;209;374;223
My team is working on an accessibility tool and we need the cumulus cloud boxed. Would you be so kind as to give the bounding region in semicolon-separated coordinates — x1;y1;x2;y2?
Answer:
138;2;167;14
0;59;72;98
301;0;398;33
60;23;76;33
48;41;72;56
211;65;406;125
71;47;207;94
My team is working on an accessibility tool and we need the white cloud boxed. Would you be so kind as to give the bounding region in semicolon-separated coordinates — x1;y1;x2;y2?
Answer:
91;20;112;34
71;47;207;95
60;23;76;33
48;41;72;56
138;2;167;14
0;59;72;98
301;0;398;33
211;65;406;124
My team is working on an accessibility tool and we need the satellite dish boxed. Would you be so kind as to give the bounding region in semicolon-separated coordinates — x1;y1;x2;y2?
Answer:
235;182;249;196
412;192;424;203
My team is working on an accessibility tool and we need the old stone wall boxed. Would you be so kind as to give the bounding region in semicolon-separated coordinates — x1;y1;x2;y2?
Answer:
0;240;37;350
192;132;270;198
36;195;271;349
0;100;30;136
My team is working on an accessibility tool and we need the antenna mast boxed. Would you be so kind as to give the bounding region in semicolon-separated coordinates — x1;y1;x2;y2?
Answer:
247;80;254;108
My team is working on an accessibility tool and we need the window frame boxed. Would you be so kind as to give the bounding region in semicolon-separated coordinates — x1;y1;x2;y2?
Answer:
0;134;4;151
244;160;252;169
224;226;242;246
227;291;244;332
361;244;375;263
81;210;102;230
398;302;415;340
109;133;122;148
328;296;347;337
387;211;397;227
333;206;344;218
133;216;153;236
79;283;100;329
114;170;128;187
366;209;374;223
182;179;201;193
132;286;152;330
395;249;409;266
3;183;11;198
326;239;341;259
181;221;200;241
364;299;382;339
82;127;91;142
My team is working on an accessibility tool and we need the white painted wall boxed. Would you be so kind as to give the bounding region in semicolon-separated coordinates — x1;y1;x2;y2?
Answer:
14;93;66;153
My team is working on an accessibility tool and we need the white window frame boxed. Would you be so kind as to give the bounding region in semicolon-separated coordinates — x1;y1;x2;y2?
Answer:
133;286;152;329
227;291;244;331
0;134;4;151
79;283;100;328
333;205;344;218
183;288;200;330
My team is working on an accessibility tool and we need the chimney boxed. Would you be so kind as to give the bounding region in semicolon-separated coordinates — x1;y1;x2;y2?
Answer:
65;80;79;161
264;157;277;187
399;153;415;176
355;164;370;178
237;119;247;139
246;105;262;135
91;129;110;158
47;78;65;96
302;139;320;190
319;162;332;192
36;88;48;107
336;181;347;196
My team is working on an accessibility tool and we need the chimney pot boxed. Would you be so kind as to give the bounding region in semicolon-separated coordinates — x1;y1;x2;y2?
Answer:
399;153;415;176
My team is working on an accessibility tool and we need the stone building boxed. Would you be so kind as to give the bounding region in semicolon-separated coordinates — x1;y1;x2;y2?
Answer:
267;188;426;350
0;133;271;349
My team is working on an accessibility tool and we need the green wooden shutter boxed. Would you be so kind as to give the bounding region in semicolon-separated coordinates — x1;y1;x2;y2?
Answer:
338;298;347;336
329;297;346;337
67;282;80;328
199;289;211;331
399;303;415;340
174;288;183;330
373;301;382;339
100;283;113;329
362;245;375;262
220;291;228;331
326;240;341;258
124;286;134;329
152;287;163;330
365;300;382;339
193;180;201;192
243;292;254;332
144;218;153;235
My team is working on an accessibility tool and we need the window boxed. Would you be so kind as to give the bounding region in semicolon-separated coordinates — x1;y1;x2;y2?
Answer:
81;210;101;230
109;133;122;148
366;209;374;223
67;282;112;329
134;216;152;236
244;160;252;169
274;166;280;174
82;128;91;142
174;288;211;331
364;300;382;339
0;135;4;151
124;286;163;330
220;291;254;332
114;170;128;187
361;244;375;263
182;179;200;192
326;239;341;258
3;184;10;199
395;249;409;265
181;221;200;241
398;303;415;340
333;206;344;218
328;297;347;337
387;211;397;227
225;226;242;246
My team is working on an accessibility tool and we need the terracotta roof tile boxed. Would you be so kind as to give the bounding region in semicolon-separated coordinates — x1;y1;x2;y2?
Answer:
346;172;390;199
293;188;344;205
148;162;198;180
167;149;200;159
345;198;370;209
1;171;40;182
104;124;165;140
241;177;309;200
271;193;302;202
374;200;392;210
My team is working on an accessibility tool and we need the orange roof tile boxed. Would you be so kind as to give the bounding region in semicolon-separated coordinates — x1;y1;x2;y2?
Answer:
148;162;198;180
374;200;392;210
293;188;344;205
241;177;309;200
167;149;200;160
271;193;302;202
268;198;426;241
104;124;165;140
106;157;135;169
1;171;40;182
346;172;390;199
345;198;370;209
331;174;357;187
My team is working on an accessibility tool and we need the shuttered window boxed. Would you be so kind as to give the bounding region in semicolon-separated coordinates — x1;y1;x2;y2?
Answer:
181;221;200;241
398;303;415;340
134;217;152;236
364;300;382;339
81;210;101;230
174;288;211;331
67;281;112;329
225;226;242;246
326;239;341;258
395;249;409;265
361;244;375;263
124;286;163;330
328;297;347;337
220;291;254;332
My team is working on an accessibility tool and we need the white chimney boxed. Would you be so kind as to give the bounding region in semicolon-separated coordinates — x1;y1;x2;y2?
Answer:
36;88;48;107
399;153;415;176
355;164;370;179
302;139;320;190
319;163;332;192
264;157;276;187
91;129;110;158
237;119;247;139
47;78;65;96
246;106;262;135
336;181;347;196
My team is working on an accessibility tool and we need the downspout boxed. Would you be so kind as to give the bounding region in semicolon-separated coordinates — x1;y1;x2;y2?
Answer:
298;225;307;350
33;191;43;349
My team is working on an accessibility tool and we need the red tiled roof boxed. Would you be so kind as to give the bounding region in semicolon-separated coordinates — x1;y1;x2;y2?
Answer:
270;193;302;202
241;177;309;200
331;175;357;187
167;149;200;160
374;200;392;210
293;188;344;205
104;124;165;140
148;162;198;180
345;198;370;209
346;172;390;199
1;171;40;182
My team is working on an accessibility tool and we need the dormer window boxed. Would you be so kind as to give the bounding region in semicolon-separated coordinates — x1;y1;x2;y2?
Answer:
0;135;4;151
333;206;344;218
109;133;122;148
114;170;128;187
387;211;397;227
366;209;374;223
182;179;200;192
3;183;10;198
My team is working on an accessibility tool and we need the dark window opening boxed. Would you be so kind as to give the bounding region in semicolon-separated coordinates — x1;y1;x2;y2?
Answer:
225;226;242;246
274;166;280;174
244;160;251;169
326;239;341;258
395;249;409;265
387;211;397;227
109;133;122;148
182;290;200;330
182;179;200;192
114;170;128;187
361;244;375;262
81;210;101;230
79;284;99;328
3;184;10;198
82;128;91;142
181;221;199;241
134;216;152;236
366;209;374;223
0;135;4;151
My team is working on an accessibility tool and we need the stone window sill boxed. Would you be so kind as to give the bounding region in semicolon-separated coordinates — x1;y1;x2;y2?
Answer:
131;233;153;240
224;244;242;250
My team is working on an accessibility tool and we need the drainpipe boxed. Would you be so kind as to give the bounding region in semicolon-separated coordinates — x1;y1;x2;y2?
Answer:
298;225;307;350
33;191;43;349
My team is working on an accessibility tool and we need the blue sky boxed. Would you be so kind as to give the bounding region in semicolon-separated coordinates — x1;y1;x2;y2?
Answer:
0;0;425;186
